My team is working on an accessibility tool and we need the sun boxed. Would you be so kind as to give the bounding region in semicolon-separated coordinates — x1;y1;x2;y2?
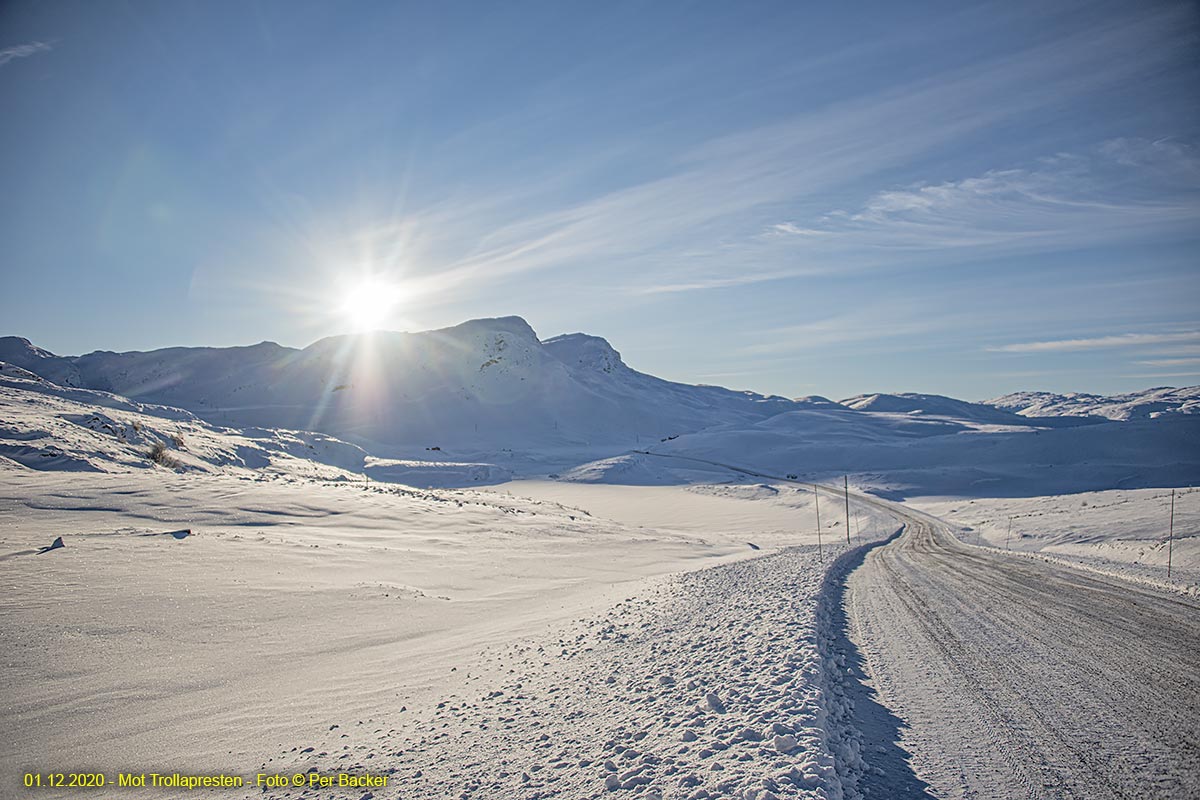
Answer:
339;278;400;332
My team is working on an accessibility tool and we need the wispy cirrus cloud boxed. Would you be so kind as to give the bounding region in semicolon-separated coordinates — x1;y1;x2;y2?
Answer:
327;2;1199;302
769;139;1200;255
767;223;831;237
0;40;53;67
634;271;796;295
1136;357;1200;368
990;331;1200;353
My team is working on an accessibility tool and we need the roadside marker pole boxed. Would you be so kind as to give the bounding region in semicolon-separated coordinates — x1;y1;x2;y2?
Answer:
1168;489;1175;580
814;488;823;563
1006;517;1012;551
844;476;851;545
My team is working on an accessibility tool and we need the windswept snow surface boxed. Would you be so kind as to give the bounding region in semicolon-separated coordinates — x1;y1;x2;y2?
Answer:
0;463;894;800
264;531;893;800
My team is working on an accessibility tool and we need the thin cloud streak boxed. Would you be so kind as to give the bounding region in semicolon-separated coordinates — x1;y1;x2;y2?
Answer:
634;272;794;295
0;40;52;67
991;332;1200;353
1137;357;1200;368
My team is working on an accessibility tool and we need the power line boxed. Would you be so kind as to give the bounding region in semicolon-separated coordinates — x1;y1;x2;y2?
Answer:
814;487;823;563
843;475;851;545
1168;488;1175;580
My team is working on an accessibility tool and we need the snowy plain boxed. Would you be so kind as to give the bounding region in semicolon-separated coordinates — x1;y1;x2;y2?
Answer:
2;316;1199;799
2;468;895;799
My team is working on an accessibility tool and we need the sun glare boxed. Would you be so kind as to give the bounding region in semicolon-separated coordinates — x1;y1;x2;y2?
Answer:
340;278;400;332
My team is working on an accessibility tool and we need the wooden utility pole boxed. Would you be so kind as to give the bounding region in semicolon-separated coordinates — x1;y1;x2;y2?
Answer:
844;476;851;545
1168;489;1175;580
814;488;823;562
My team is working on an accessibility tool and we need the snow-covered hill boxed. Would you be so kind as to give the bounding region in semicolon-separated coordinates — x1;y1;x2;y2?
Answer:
569;404;1200;499
0;361;367;477
840;391;1100;428
0;318;797;452
989;386;1200;420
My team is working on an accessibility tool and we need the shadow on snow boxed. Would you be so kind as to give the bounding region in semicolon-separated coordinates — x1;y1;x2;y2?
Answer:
822;529;936;799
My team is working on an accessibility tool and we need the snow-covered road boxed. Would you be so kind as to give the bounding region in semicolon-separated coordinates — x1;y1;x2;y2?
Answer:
846;517;1200;799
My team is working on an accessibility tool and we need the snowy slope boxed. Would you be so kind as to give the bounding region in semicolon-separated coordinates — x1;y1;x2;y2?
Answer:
989;386;1200;420
1;318;797;452
0;361;367;477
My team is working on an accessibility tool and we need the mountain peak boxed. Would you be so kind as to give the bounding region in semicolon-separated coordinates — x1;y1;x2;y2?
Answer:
0;336;59;361
438;315;539;341
542;333;626;374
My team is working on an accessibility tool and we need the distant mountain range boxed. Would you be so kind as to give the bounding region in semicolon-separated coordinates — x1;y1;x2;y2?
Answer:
3;316;1198;495
0;317;800;452
988;387;1200;421
2;317;1196;456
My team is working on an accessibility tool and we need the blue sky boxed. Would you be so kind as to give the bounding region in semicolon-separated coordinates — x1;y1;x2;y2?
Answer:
1;0;1197;400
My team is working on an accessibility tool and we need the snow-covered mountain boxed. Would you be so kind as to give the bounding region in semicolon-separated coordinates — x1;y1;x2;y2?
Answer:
0;317;798;452
6;316;1197;496
989;387;1200;420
